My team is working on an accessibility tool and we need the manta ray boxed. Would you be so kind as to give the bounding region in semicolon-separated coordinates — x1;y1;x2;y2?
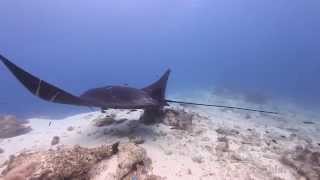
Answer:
0;54;278;115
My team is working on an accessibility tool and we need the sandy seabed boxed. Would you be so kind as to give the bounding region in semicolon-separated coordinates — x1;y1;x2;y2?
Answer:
0;90;319;180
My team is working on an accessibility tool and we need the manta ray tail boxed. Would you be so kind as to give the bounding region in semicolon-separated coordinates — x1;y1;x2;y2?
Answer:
0;54;89;107
166;99;279;114
142;69;171;106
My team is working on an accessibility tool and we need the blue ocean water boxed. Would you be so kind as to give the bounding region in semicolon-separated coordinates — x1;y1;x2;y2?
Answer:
0;0;319;118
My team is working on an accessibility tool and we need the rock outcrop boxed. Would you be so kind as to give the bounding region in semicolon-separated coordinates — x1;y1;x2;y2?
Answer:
116;143;148;179
1;142;119;180
162;109;193;131
51;136;60;146
1;142;164;180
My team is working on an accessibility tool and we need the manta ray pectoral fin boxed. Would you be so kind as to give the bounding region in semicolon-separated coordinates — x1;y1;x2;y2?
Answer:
142;69;170;106
0;54;90;107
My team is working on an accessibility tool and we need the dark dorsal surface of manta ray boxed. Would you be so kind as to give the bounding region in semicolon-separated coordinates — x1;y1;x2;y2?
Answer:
0;54;278;114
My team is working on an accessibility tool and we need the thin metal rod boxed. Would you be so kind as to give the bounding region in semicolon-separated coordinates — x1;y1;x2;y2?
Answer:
166;99;279;115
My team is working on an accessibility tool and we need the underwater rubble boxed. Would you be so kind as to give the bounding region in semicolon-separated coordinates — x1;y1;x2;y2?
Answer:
280;146;320;180
0;142;163;180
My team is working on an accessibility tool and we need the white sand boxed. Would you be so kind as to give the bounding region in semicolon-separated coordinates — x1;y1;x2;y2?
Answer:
0;91;319;180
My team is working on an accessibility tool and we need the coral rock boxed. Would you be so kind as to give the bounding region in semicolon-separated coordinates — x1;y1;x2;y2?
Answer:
1;142;119;180
88;143;163;180
51;136;60;146
216;136;230;153
67;126;75;131
163;109;193;131
116;143;148;179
